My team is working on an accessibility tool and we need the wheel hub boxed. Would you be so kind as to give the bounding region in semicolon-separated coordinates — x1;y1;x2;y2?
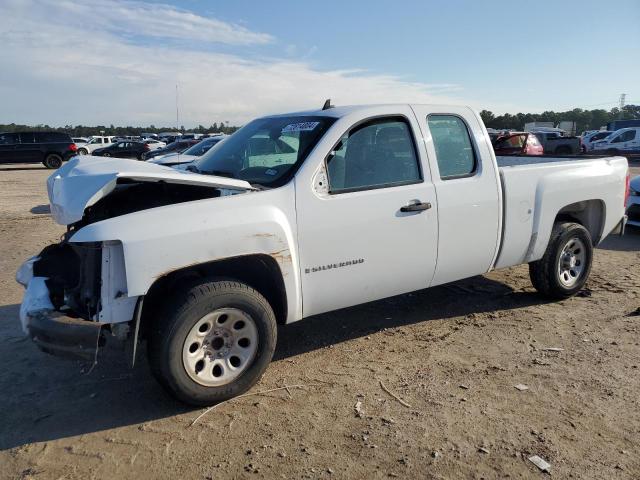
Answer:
182;308;259;387
203;328;233;358
557;237;586;288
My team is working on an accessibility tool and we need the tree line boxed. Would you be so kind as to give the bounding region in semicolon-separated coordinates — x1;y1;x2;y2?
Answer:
1;104;638;137
480;105;640;133
0;122;240;137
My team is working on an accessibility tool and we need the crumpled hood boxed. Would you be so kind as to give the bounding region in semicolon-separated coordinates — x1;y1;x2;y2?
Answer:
47;156;255;225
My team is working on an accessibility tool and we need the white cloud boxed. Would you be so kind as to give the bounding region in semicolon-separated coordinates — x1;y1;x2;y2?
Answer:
0;0;478;127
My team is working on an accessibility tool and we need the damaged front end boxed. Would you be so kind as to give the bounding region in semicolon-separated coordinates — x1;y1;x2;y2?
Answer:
18;156;254;361
17;239;139;361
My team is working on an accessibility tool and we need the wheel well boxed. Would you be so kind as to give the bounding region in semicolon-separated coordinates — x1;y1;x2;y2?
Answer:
140;255;288;336
554;199;605;244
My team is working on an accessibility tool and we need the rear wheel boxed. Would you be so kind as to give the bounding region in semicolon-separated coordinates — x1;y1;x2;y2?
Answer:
529;222;593;299
42;154;63;169
147;279;277;406
102;153;110;157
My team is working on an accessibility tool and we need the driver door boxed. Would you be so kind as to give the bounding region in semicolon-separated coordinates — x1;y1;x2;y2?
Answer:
295;112;438;317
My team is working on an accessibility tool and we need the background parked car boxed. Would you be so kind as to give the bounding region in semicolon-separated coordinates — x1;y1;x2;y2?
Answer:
92;141;149;159
148;135;227;166
492;132;544;156
72;137;89;144
142;139;200;160
592;127;640;156
626;175;640;228
142;139;167;150
531;131;581;154
75;136;117;155
0;131;77;168
581;130;613;152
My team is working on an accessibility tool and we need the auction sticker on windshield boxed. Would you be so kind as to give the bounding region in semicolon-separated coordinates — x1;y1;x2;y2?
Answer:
282;122;320;133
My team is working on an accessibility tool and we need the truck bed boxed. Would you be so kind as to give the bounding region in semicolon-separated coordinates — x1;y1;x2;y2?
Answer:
496;154;610;168
494;154;628;271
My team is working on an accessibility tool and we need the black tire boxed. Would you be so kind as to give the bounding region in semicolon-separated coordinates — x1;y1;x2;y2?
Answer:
78;148;88;155
147;279;277;406
43;154;63;169
102;153;110;157
529;222;593;299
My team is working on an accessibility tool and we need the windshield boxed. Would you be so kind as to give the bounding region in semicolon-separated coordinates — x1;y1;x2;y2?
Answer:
194;116;335;187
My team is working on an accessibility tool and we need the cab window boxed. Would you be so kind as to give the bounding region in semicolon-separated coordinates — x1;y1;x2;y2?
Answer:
428;115;477;178
326;117;421;193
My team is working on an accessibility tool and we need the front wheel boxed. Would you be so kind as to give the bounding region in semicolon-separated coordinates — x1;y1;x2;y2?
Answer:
78;148;88;155
529;222;593;299
147;279;277;406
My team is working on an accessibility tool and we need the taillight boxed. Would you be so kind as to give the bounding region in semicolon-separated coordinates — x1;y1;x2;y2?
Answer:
624;172;630;207
69;143;77;152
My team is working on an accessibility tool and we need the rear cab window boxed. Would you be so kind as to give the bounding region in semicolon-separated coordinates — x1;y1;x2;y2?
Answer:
427;115;477;179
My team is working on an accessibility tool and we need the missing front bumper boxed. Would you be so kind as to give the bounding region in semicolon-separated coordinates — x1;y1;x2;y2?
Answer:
27;311;105;361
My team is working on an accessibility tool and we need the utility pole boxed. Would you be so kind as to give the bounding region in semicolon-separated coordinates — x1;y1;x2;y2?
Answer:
176;83;180;130
619;93;626;119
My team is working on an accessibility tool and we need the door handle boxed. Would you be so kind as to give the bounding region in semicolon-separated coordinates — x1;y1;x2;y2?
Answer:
400;201;432;212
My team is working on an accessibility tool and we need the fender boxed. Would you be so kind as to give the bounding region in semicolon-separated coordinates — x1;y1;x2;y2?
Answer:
528;157;627;261
70;182;302;323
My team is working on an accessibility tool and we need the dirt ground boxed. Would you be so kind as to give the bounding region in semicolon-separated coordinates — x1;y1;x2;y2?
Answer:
1;163;639;480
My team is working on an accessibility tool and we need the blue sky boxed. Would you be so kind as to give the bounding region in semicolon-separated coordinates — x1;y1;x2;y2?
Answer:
1;0;638;126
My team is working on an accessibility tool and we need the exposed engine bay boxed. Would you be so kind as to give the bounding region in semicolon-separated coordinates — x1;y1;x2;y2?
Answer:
69;179;221;231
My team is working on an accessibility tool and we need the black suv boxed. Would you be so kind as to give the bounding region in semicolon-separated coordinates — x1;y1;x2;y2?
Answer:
0;132;78;169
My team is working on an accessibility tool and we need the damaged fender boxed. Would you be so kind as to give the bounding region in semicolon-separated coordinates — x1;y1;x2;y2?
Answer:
70;183;302;323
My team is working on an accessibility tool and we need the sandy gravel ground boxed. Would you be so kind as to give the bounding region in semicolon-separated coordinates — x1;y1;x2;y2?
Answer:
1;163;639;480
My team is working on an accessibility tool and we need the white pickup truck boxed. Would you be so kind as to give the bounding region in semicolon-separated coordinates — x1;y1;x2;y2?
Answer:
16;104;629;405
75;136;117;155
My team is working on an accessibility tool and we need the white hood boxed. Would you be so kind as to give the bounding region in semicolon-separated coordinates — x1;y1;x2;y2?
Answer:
47;156;255;225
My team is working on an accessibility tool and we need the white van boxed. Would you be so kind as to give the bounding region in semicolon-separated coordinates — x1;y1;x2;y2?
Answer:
592;127;640;156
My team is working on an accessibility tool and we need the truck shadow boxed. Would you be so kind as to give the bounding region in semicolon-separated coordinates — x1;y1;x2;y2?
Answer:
596;226;640;252
0;276;545;450
275;276;543;360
